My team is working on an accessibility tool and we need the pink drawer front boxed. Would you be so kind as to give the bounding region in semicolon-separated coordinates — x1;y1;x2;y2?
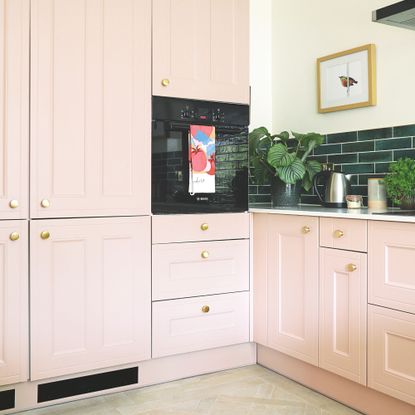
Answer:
152;240;249;301
152;292;250;358
152;213;250;243
320;218;367;252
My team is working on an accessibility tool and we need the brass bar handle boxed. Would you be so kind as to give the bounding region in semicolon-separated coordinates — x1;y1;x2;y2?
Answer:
40;231;50;240
9;232;20;241
9;200;19;209
201;305;210;313
334;230;344;239
302;226;311;234
346;263;357;272
201;250;209;259
200;223;209;231
41;199;50;208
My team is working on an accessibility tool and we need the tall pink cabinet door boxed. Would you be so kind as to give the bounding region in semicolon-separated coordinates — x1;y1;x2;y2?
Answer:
153;0;249;104
0;0;29;219
266;215;319;366
30;217;151;381
319;248;367;385
369;221;415;314
30;0;151;218
0;221;28;386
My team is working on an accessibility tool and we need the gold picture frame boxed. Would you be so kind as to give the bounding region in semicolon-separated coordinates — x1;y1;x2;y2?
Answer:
317;44;376;113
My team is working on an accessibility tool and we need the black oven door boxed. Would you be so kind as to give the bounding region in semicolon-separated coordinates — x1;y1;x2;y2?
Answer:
152;120;248;214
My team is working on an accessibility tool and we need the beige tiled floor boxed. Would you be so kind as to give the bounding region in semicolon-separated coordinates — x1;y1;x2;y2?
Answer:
24;365;362;415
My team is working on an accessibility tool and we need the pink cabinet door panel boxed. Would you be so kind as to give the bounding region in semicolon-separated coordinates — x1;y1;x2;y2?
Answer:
30;0;151;218
0;0;29;219
30;217;151;381
266;215;319;366
0;220;28;386
320;218;367;252
152;240;249;300
369;221;415;314
152;213;250;244
152;292;249;358
368;305;415;406
152;0;249;104
319;248;367;385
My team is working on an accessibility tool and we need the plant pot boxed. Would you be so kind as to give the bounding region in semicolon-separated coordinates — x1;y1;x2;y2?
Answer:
400;196;415;210
271;177;302;207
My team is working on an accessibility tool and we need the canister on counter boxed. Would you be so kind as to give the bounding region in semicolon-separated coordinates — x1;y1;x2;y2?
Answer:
368;178;387;210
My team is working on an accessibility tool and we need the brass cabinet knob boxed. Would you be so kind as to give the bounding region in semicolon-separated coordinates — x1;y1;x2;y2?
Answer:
200;223;209;231
41;199;50;208
161;79;170;87
9;232;20;241
302;226;311;234
201;305;210;313
346;263;357;272
201;250;209;259
9;200;19;209
334;229;344;239
40;231;50;240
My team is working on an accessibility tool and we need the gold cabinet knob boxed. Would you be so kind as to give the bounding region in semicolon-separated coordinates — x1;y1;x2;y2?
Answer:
201;305;210;313
9;232;20;241
200;223;209;231
334;230;344;239
40;231;50;240
161;79;170;87
346;263;357;272
41;199;50;208
201;250;209;259
302;226;311;234
9;200;19;209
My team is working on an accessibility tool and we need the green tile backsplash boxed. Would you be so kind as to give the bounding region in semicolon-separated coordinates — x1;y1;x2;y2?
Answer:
249;123;415;206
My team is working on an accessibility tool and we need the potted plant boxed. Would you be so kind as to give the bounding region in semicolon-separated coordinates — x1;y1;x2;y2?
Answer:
384;158;415;209
249;127;324;206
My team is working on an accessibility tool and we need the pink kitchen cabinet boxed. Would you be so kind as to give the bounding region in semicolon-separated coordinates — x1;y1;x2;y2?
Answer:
0;220;28;386
30;217;151;381
254;214;319;366
0;0;29;219
319;248;367;385
30;0;151;218
152;0;250;104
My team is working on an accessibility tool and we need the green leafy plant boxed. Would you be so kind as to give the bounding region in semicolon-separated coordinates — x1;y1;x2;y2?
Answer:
384;158;415;205
249;127;324;191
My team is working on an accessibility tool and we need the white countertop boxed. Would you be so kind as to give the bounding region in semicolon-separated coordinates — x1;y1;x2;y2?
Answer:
249;204;415;223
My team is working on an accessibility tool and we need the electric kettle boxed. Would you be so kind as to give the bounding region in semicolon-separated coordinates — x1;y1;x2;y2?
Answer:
313;164;352;208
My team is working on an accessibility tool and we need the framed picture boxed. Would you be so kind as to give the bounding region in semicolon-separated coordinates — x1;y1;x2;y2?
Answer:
317;44;376;113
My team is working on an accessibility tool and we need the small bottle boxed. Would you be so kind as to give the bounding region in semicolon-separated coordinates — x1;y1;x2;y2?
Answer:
368;178;387;210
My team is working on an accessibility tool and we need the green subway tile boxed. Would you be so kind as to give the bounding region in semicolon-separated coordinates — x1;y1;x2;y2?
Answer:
342;164;374;174
359;151;393;163
314;144;341;155
328;154;358;164
358;128;393;141
342;141;374;153
350;185;368;196
375;137;412;151
375;162;393;173
358;174;385;185
326;131;357;144
394;149;415;160
308;155;328;163
393;124;415;137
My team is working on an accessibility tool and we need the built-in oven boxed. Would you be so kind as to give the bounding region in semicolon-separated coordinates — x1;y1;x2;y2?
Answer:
152;96;249;214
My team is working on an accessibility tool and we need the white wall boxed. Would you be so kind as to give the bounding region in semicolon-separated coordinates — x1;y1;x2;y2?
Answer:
270;0;415;134
250;0;273;131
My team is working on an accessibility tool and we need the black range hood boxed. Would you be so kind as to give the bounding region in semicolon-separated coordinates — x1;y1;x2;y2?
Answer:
373;0;415;30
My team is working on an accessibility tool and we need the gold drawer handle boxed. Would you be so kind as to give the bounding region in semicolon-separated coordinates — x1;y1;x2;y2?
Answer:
9;232;20;241
302;226;311;234
200;223;209;231
9;200;19;209
201;305;210;313
161;78;170;87
201;250;209;259
40;231;50;240
334;229;344;238
41;199;50;208
346;263;357;272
